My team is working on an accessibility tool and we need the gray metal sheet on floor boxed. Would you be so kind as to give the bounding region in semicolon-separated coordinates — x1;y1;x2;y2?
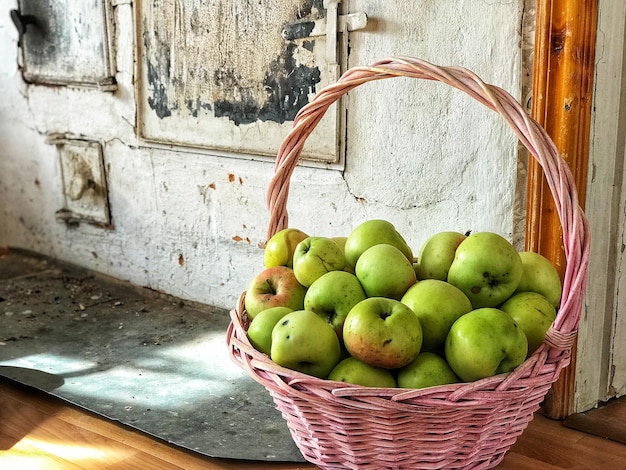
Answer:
0;249;304;463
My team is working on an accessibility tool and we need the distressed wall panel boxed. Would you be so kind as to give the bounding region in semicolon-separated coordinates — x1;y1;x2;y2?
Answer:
17;0;115;88
136;0;340;162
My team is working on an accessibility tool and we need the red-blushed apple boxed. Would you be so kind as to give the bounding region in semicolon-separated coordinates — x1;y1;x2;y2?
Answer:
247;306;293;355
304;270;367;340
514;251;563;308
500;291;557;356
343;297;423;369
244;266;307;319
447;232;523;308
444;307;528;382
327;357;397;388
292;237;346;287
397;352;460;389
355;244;417;300
400;279;472;352
344;219;414;268
263;228;309;268
417;231;467;281
270;309;341;378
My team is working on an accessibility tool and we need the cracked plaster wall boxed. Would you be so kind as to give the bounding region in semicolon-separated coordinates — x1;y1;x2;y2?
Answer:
0;0;524;310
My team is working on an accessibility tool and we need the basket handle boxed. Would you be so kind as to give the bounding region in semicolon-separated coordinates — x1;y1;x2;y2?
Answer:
265;56;590;341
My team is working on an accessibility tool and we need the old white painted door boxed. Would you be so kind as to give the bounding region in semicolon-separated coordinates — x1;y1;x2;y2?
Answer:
575;0;626;411
135;0;362;164
610;172;626;399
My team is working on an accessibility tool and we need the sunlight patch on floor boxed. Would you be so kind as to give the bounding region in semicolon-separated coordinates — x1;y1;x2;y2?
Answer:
3;437;124;469
0;331;245;409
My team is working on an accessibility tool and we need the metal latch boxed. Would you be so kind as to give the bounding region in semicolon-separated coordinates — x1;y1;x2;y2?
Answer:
10;9;38;47
281;11;368;41
281;0;367;78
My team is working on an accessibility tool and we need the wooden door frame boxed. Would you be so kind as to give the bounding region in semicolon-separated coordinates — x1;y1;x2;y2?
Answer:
526;0;598;418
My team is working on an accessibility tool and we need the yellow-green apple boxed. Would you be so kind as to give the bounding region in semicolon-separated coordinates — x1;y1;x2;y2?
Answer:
331;236;348;253
447;232;523;308
247;306;293;355
397;352;460;389
344;219;414;268
514;251;562;307
355;244;417;300
331;236;353;272
412;260;420;278
270;309;341;378
328;357;397;388
343;297;423;369
244;266;307;319
304;270;367;339
500;291;557;356
263;228;309;268
400;279;472;352
417;231;467;280
444;307;528;382
292;237;346;287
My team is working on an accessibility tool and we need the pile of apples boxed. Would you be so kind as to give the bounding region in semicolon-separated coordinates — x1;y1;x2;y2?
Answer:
243;220;562;389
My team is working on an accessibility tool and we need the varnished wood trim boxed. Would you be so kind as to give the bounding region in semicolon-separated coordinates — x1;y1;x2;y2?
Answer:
527;0;598;418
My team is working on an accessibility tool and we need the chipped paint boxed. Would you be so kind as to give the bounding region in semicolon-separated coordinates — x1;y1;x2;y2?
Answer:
136;0;338;161
142;0;324;126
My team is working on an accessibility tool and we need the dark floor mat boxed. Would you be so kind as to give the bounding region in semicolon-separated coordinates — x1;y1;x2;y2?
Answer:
0;248;304;462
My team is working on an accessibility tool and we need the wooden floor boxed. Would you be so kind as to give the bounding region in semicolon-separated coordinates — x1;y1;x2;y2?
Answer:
1;378;625;469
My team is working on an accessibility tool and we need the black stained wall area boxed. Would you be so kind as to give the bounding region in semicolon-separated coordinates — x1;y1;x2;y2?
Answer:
213;42;321;126
143;0;325;126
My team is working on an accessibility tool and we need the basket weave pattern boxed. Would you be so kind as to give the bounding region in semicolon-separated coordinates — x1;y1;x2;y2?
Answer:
226;57;590;469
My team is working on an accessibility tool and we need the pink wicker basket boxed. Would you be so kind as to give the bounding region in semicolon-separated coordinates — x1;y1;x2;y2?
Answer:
226;56;590;469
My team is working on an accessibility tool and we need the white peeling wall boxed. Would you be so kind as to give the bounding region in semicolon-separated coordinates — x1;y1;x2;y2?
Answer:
0;1;522;310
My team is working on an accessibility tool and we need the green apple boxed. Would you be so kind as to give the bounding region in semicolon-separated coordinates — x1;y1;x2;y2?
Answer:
417;231;467;281
304;270;367;339
292;237;346;287
515;251;562;307
343;297;423;369
247;306;293;355
244;266;307;319
330;236;348;253
397;352;460;389
344;219;414;268
263;228;309;268
412;260;420;278
444;307;528;382
400;279;472;352
328;357;397;388
331;236;353;272
270;309;341;378
447;232;523;308
355;244;417;300
500;291;557;356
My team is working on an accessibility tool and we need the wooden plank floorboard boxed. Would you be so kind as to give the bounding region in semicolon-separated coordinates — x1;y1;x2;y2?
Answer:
2;378;626;469
564;395;626;445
